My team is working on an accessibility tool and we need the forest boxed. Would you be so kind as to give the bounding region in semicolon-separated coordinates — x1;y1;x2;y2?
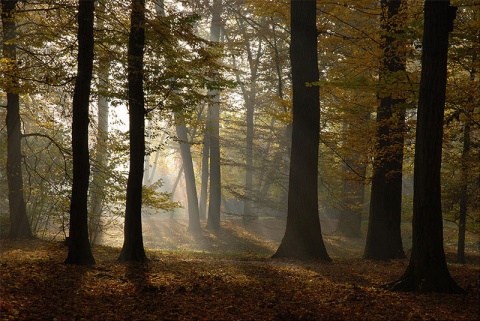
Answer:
1;0;479;320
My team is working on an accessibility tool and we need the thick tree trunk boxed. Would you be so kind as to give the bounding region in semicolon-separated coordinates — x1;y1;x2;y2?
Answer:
364;0;406;260
175;116;202;233
273;0;330;260
119;0;147;262
1;0;33;239
206;0;222;231
387;1;463;293
65;0;95;265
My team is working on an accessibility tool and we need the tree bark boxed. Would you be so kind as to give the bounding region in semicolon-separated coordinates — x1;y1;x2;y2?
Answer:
89;0;110;245
199;133;209;220
272;0;330;260
119;0;147;262
387;1;463;293
364;0;407;260
1;0;33;239
175;116;202;233
65;0;95;265
206;0;222;231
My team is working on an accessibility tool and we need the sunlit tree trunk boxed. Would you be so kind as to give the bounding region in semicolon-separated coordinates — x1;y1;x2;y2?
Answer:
243;80;256;221
364;0;407;260
240;18;263;222
273;0;330;260
89;0;110;245
175;116;202;233
199;134;209;220
206;0;222;231
119;0;147;262
65;0;95;265
1;0;33;239
388;1;463;293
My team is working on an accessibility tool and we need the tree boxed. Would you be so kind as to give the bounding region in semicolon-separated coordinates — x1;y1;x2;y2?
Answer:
65;0;96;265
119;0;147;262
364;0;407;260
206;0;223;231
1;0;33;239
89;0;111;245
272;0;330;260
175;116;202;233
387;0;463;293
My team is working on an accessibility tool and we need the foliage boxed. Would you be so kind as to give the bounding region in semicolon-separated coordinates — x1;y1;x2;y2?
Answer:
1;230;479;320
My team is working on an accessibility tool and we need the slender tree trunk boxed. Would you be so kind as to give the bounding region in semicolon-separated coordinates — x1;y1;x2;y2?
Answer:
241;19;263;222
1;0;33;239
364;0;407;260
243;86;255;221
169;164;184;219
65;0;95;265
206;0;222;231
387;1;463;293
143;119;151;185
273;0;330;260
89;0;110;245
199;133;209;220
119;0;147;262
175;116;202;233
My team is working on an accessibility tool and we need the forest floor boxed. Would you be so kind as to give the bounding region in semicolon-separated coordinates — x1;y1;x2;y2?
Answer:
1;218;479;320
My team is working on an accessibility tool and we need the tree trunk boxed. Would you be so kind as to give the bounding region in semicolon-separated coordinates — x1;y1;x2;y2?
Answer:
119;0;147;262
199;133;209;220
364;0;406;260
1;0;33;239
243;85;255;221
175;116;202;233
65;0;95;265
206;0;222;231
89;0;110;245
241;19;262;222
387;1;463;293
272;0;330;260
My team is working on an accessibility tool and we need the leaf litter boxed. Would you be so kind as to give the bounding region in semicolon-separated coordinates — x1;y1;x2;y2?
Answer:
1;220;479;321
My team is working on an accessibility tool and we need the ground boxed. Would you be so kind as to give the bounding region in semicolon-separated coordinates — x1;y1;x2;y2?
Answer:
1;218;479;320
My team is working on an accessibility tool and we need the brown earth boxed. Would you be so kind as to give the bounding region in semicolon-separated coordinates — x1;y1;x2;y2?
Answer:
1;218;479;320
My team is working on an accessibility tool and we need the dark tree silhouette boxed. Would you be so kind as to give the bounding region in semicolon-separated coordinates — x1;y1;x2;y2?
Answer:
272;0;330;260
364;0;407;260
64;0;96;265
119;0;147;262
1;0;33;239
387;0;463;293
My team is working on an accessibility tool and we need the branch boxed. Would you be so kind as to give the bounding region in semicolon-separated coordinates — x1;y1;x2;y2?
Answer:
21;133;72;175
319;136;368;180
